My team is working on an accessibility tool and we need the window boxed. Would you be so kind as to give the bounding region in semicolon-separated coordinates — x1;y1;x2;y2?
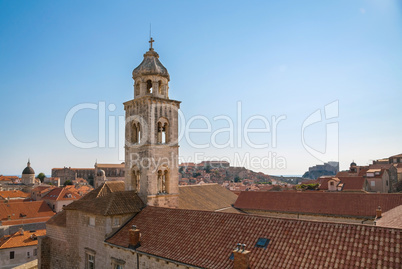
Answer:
113;217;121;227
255;237;270;248
157;169;169;194
371;181;375;187
111;257;125;269
10;251;14;259
34;248;37;256
157;118;169;144
131;122;141;144
86;254;95;269
27;251;30;258
146;80;153;94
89;216;95;227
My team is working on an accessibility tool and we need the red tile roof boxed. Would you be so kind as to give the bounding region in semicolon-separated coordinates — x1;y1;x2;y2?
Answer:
234;191;402;218
0;201;55;225
107;207;402;269
63;182;144;216
0;229;46;249
0;190;30;199
178;184;238;211
376;205;402;229
0;176;19;182
337;176;366;191
42;186;81;201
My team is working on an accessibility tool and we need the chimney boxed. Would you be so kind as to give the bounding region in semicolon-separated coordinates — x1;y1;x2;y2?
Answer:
129;225;141;248
376;206;382;218
19;227;24;235
233;243;250;269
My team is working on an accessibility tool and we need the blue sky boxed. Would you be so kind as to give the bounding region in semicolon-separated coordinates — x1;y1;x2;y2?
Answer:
0;0;401;175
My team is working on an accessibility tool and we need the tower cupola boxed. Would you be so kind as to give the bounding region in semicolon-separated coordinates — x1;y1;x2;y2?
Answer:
132;38;170;99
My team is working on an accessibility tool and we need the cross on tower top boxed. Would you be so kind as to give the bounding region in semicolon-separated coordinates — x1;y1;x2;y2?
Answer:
149;37;155;50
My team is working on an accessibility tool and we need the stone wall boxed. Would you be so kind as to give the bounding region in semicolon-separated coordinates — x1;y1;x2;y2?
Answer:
105;243;199;269
0;245;39;269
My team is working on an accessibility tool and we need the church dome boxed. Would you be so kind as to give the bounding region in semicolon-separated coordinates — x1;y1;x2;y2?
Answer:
22;160;35;175
132;44;170;81
97;169;105;177
350;161;357;167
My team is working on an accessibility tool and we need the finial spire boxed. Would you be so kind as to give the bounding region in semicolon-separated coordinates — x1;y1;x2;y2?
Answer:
27;158;30;166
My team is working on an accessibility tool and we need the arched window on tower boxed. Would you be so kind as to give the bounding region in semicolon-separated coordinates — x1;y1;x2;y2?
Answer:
146;80;153;94
131;166;140;192
157;167;169;194
157;118;169;144
131;122;141;144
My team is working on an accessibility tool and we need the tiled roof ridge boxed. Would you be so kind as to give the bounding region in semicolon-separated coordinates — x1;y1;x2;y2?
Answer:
147;206;402;231
179;183;218;188
103;192;118;215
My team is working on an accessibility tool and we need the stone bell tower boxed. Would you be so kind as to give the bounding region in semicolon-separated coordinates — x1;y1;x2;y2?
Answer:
124;38;180;208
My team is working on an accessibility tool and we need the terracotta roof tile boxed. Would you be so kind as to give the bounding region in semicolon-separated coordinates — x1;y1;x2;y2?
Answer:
42;187;75;201
337;177;366;191
63;182;143;216
106;207;402;269
178;184;238;211
376;205;402;229
0;201;55;225
0;176;19;182
234;192;402;218
0;190;30;199
46;210;67;227
0;229;46;249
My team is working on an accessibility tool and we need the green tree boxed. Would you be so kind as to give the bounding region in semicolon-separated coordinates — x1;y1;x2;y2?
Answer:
205;166;211;173
37;173;46;183
64;180;73;186
179;167;184;173
234;176;241;183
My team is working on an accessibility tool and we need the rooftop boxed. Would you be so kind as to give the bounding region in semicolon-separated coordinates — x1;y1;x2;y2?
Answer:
178;183;239;212
63;181;144;216
0;190;31;199
234;191;402;218
42;186;80;201
0;229;46;249
0;201;55;225
376;205;402;229
107;206;402;269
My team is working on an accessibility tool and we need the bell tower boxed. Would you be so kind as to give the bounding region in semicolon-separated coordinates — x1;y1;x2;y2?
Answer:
124;38;180;208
